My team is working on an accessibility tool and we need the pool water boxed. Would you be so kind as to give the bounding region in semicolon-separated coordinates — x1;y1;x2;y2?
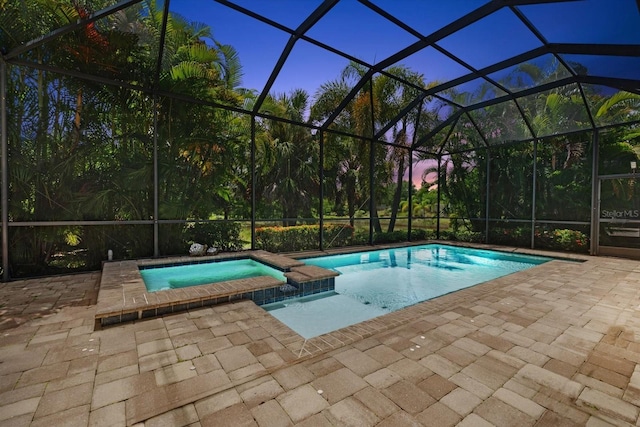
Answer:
140;258;286;292
264;244;550;339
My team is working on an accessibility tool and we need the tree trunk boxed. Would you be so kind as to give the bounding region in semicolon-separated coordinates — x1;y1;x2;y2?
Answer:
387;152;406;233
371;198;382;233
282;204;297;227
345;173;357;227
33;66;50;264
72;88;83;150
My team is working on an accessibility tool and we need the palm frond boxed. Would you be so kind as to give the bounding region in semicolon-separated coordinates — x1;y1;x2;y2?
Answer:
597;91;640;118
170;61;218;81
215;43;243;89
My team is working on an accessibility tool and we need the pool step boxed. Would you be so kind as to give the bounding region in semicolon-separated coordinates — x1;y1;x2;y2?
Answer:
251;250;305;270
279;265;339;303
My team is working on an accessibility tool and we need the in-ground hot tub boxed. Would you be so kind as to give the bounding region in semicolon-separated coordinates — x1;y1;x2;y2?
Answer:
139;257;287;291
95;250;338;327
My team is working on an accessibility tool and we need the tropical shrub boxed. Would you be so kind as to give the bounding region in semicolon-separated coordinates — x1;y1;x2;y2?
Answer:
410;229;431;240
323;225;357;249
352;230;370;246
535;228;589;253
183;222;243;252
441;229;484;243
373;231;408;244
489;227;532;247
255;224;354;252
442;225;588;253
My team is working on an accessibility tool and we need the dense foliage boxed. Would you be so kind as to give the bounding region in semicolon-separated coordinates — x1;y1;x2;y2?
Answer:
1;1;639;276
183;222;243;252
255;224;354;253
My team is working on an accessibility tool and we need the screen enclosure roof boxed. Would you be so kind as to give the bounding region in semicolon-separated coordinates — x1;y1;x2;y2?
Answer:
1;0;639;155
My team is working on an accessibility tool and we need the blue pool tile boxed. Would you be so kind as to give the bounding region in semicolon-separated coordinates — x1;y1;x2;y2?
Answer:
101;315;121;327
141;309;157;318
188;301;202;309
173;303;188;312
264;288;275;300
121;312;138;323
299;283;308;296
254;289;265;303
157;305;173;316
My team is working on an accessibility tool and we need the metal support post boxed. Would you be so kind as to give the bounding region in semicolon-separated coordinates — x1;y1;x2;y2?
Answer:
153;96;159;257
369;139;374;245
319;130;324;250
590;131;599;255
485;150;491;243
1;60;8;280
408;149;413;241
436;156;441;239
531;140;538;249
251;117;256;250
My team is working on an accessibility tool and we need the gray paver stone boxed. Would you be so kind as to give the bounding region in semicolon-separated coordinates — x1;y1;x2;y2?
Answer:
577;387;640;424
311;368;368;405
88;402;126;427
516;363;584;398
250;399;293;427
324;397;379;426
277;384;330;423
381;380;435;415
240;378;285;408
440;387;482;416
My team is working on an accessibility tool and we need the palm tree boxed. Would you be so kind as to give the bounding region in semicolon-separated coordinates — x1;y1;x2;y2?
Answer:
311;74;366;227
257;89;318;226
373;66;426;232
311;62;427;233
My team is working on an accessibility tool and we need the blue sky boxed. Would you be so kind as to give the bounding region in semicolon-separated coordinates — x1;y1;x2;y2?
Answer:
171;0;488;96
169;0;640;99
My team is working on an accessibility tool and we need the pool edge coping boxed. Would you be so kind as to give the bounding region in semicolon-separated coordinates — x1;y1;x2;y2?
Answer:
95;241;592;357
95;250;329;326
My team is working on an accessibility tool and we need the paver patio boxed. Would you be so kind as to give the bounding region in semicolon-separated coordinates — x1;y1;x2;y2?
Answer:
2;243;640;426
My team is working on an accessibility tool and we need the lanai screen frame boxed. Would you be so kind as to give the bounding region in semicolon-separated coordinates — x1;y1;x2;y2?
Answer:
1;0;639;281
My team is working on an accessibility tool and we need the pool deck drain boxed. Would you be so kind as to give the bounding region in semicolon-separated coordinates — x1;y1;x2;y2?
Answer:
95;250;338;326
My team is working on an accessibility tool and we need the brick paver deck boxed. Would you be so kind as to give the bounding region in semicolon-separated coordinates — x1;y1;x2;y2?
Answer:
2;243;640;426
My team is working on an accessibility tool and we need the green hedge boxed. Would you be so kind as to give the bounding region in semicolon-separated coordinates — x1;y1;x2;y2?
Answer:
352;228;435;245
372;231;408;244
443;226;589;253
535;228;589;253
183;222;243;251
488;227;531;247
254;223;588;254
255;224;354;252
323;225;357;249
441;229;485;243
409;228;434;240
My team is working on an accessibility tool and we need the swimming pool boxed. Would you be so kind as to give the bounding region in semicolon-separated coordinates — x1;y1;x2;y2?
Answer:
263;244;550;338
140;258;286;292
